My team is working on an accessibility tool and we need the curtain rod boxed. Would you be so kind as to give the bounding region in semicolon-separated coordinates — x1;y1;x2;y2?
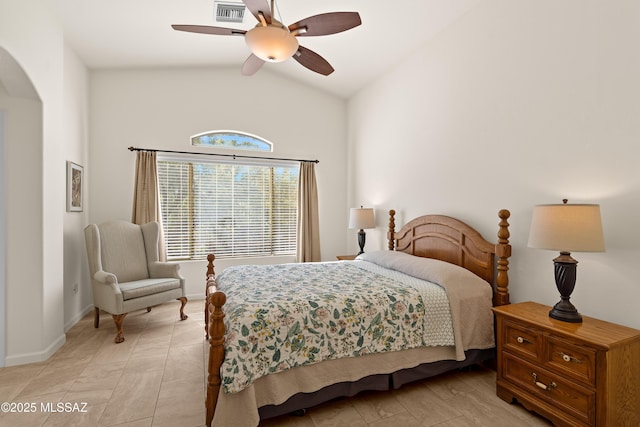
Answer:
128;146;319;164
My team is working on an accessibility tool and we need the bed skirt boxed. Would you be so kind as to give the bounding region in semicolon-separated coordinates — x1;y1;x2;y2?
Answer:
258;347;494;420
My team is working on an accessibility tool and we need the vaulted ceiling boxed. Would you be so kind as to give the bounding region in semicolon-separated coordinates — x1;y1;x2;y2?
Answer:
50;0;480;98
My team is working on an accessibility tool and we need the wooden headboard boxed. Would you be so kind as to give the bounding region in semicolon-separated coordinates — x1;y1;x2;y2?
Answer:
387;209;511;306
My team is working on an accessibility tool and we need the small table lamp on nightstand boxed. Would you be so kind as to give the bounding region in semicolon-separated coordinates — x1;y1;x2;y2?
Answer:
349;206;375;255
528;199;605;323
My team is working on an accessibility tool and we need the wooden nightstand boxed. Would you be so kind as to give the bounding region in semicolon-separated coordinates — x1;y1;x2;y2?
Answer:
493;301;640;426
336;255;357;260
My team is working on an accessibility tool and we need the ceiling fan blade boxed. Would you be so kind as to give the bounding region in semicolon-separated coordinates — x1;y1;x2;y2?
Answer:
242;0;272;24
289;12;361;37
171;24;245;36
241;54;265;76
293;45;334;76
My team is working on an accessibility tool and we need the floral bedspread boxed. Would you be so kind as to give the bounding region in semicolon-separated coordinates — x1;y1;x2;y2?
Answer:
216;260;455;394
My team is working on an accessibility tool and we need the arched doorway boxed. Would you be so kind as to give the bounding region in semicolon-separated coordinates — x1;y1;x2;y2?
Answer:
0;46;41;367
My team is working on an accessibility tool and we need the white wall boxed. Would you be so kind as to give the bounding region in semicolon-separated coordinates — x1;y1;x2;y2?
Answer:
89;67;348;298
348;0;640;329
62;44;91;331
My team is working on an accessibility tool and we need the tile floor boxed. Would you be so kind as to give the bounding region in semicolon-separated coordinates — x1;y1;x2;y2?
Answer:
0;300;552;427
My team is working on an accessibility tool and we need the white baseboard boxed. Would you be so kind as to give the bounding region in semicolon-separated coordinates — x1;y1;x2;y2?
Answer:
4;333;66;367
64;303;94;333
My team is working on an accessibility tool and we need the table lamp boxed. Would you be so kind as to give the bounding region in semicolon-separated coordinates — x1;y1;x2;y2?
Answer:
349;206;375;255
528;200;605;323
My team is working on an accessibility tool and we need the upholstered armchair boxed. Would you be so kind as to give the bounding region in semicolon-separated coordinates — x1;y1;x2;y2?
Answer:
84;220;187;343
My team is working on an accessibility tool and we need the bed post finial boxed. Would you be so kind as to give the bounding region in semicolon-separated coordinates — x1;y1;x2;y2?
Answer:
207;253;215;278
387;210;396;250
495;209;511;306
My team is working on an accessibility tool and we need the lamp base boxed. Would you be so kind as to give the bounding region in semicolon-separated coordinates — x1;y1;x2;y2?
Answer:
549;297;582;323
356;229;366;255
549;252;582;323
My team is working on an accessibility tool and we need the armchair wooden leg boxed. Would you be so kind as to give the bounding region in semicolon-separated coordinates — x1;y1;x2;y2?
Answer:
94;307;100;328
178;297;188;320
112;313;127;343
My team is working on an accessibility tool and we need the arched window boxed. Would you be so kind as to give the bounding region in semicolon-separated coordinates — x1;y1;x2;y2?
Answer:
191;130;273;152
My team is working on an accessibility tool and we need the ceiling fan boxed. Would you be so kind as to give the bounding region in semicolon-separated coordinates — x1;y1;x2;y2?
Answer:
171;0;361;76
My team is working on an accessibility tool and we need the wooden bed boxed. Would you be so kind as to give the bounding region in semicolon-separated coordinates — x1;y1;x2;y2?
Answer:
204;209;512;426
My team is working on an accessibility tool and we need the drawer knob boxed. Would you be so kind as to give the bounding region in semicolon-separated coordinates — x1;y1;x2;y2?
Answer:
557;352;582;364
516;336;531;344
532;373;557;391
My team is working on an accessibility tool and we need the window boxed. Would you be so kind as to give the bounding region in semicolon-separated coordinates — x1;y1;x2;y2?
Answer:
191;130;272;152
158;157;299;260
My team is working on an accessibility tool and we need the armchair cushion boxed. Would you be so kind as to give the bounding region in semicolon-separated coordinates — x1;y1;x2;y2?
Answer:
119;278;181;300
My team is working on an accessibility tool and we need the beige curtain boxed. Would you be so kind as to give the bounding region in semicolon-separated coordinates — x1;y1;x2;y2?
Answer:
131;150;166;260
296;162;321;262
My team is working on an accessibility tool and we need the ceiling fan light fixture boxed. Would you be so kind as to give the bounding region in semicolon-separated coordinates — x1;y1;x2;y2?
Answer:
172;3;361;76
245;23;298;62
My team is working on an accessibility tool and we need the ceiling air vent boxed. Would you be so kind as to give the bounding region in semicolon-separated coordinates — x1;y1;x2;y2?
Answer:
215;2;246;23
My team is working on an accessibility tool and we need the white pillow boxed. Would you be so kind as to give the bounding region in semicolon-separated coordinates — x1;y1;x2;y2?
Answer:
357;250;488;289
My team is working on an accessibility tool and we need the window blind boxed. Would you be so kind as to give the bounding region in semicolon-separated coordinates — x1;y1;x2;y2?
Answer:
157;159;299;260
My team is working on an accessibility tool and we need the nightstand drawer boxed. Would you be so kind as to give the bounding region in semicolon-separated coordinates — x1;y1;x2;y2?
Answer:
503;319;541;360
502;352;595;425
545;334;596;386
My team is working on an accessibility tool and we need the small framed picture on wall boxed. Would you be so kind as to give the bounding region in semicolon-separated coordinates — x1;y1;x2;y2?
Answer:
66;161;83;212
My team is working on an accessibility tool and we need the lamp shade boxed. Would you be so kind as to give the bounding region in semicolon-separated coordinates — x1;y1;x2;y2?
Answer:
349;207;375;230
245;24;299;63
528;203;605;252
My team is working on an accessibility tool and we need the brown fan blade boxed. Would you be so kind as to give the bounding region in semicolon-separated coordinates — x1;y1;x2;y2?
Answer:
241;54;265;76
289;12;361;37
292;45;334;76
171;25;245;36
242;0;272;24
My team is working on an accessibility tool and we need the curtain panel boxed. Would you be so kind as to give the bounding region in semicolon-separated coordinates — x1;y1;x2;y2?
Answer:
132;150;166;261
296;162;321;262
